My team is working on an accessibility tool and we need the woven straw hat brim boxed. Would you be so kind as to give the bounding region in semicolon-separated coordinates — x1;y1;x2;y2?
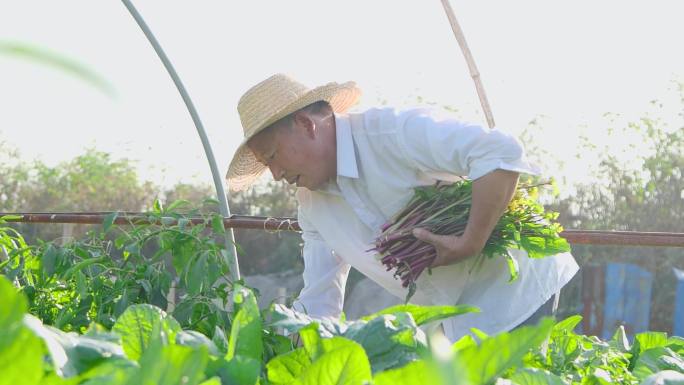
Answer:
226;81;360;191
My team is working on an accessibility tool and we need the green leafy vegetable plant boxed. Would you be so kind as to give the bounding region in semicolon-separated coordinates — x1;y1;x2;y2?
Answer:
0;200;234;336
0;273;682;385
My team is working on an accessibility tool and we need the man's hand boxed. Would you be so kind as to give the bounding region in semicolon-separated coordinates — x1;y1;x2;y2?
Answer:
413;169;520;267
412;228;481;267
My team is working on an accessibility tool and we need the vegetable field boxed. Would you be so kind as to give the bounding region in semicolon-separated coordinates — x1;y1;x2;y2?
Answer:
2;206;684;385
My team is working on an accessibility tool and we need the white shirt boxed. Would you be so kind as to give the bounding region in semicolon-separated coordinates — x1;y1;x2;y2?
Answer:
293;107;578;341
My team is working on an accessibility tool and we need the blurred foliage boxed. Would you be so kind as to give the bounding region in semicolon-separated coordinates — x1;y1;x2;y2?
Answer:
163;180;303;276
0;145;302;276
0;148;157;241
0;40;116;96
523;82;684;333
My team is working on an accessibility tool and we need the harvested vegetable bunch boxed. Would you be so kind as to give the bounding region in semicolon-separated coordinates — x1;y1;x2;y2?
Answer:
372;180;570;297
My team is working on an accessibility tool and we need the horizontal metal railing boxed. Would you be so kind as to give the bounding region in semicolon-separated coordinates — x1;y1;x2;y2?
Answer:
0;212;299;232
2;212;684;247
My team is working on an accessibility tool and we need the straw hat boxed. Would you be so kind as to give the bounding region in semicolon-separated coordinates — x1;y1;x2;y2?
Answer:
225;73;361;191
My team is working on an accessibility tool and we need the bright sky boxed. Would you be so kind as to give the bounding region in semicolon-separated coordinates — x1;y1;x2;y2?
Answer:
1;1;682;191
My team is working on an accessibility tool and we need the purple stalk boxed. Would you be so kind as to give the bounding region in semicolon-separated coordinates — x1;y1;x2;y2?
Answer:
390;245;433;262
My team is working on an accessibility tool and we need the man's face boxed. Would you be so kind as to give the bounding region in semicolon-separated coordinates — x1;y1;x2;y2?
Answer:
247;113;334;190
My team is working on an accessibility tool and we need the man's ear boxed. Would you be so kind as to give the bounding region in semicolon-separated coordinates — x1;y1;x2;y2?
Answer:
293;111;316;139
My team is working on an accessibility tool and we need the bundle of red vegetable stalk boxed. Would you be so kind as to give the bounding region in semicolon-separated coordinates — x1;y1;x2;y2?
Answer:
372;180;570;299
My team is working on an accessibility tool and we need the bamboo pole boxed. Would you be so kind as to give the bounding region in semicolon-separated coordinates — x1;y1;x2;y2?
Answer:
440;0;496;129
433;5;684;249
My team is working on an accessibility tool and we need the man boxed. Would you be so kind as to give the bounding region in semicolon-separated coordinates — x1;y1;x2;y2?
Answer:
226;74;578;341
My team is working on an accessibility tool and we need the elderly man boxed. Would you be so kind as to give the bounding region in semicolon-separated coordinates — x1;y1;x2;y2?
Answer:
226;74;578;341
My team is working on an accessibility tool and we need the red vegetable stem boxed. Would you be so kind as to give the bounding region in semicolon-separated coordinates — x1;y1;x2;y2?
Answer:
408;253;436;269
387;199;431;232
394;238;427;256
390;245;434;262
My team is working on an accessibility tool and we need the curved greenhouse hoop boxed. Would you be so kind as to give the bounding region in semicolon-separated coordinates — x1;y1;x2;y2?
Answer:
121;0;240;281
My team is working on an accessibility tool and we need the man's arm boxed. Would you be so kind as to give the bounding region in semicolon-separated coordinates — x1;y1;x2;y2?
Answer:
395;110;537;267
292;191;350;318
412;169;519;267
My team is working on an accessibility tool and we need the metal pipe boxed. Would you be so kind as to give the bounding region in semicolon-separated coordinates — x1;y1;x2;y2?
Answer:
558;230;684;248
4;212;684;248
120;0;240;281
1;213;298;232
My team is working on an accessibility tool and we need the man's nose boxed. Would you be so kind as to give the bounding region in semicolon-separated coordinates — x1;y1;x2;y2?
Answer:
269;164;285;181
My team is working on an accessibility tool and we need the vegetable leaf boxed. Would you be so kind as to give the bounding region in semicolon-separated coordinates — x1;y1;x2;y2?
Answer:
360;303;478;326
112;304;181;362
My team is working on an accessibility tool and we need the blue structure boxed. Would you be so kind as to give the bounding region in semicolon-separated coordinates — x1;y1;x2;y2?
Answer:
600;263;653;339
673;268;684;337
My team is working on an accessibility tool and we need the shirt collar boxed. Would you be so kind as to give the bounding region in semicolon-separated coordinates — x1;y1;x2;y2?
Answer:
334;113;359;179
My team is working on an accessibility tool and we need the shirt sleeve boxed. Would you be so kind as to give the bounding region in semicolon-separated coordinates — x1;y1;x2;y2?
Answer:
292;198;351;320
395;109;541;180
